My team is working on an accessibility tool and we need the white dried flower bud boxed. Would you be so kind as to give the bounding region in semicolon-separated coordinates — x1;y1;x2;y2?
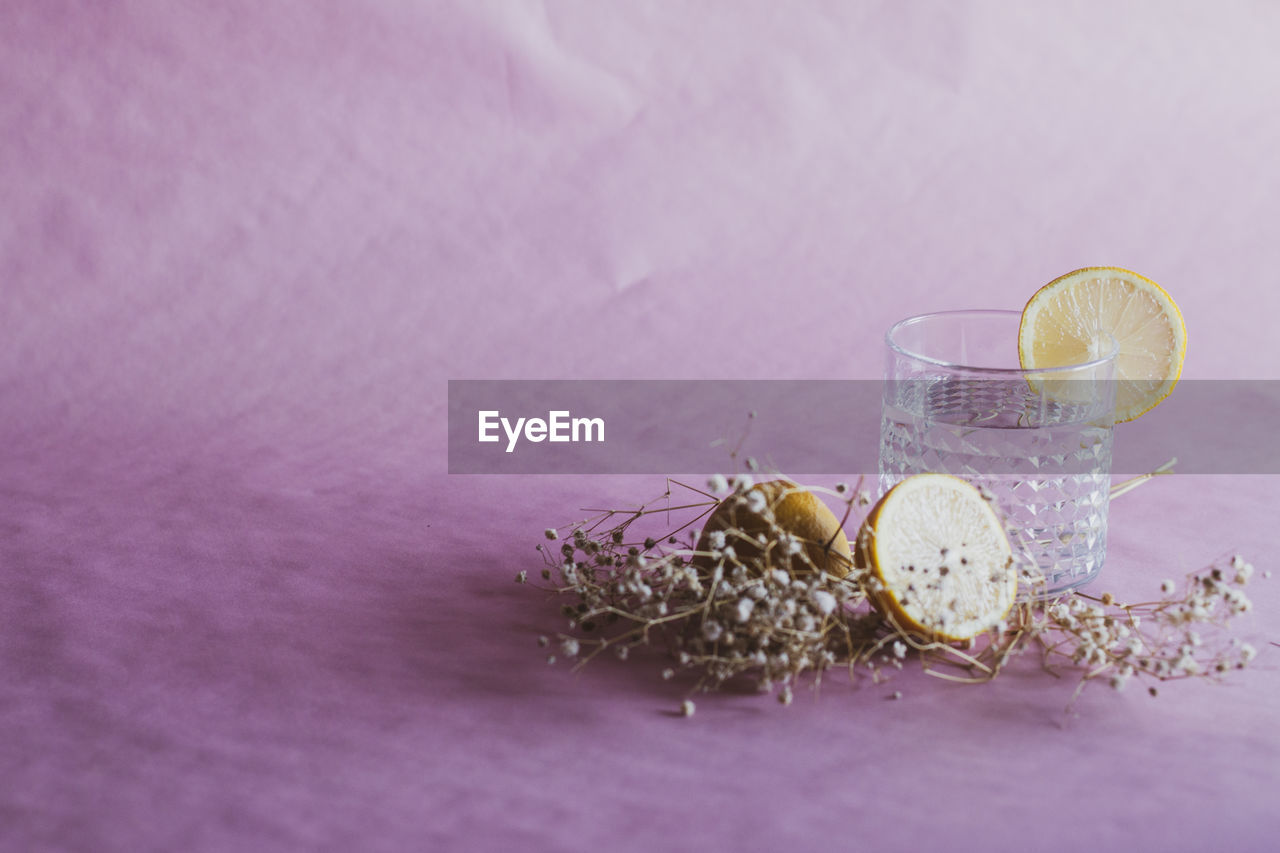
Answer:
720;546;736;563
681;699;696;717
733;474;755;493
707;474;729;495
734;597;755;623
1240;643;1258;663
560;638;580;658
702;621;724;642
893;640;907;659
811;589;837;616
708;530;727;550
770;569;790;587
1160;579;1175;595
745;490;767;514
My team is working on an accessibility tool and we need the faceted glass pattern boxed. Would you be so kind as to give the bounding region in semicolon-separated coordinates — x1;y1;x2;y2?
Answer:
880;312;1117;596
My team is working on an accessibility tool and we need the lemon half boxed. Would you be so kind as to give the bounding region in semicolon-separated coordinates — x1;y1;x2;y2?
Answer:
696;480;853;577
857;474;1015;642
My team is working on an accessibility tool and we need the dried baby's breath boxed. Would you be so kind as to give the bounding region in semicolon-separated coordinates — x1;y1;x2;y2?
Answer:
526;474;1262;715
963;556;1263;710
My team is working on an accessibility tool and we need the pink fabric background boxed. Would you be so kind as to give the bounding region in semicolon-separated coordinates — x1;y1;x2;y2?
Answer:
3;2;1277;850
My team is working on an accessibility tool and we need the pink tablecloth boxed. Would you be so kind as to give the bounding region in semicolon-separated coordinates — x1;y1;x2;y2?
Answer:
3;2;1278;851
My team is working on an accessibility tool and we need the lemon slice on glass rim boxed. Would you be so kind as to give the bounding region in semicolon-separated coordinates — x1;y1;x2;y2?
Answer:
1018;267;1187;423
856;474;1015;642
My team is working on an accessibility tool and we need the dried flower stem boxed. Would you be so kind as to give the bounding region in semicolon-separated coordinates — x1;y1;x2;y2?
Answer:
1110;457;1177;500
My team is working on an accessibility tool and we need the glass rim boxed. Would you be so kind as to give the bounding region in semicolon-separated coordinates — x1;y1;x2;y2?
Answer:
885;308;1119;376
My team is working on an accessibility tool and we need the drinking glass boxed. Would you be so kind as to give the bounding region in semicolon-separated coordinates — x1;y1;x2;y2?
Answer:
879;310;1118;595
